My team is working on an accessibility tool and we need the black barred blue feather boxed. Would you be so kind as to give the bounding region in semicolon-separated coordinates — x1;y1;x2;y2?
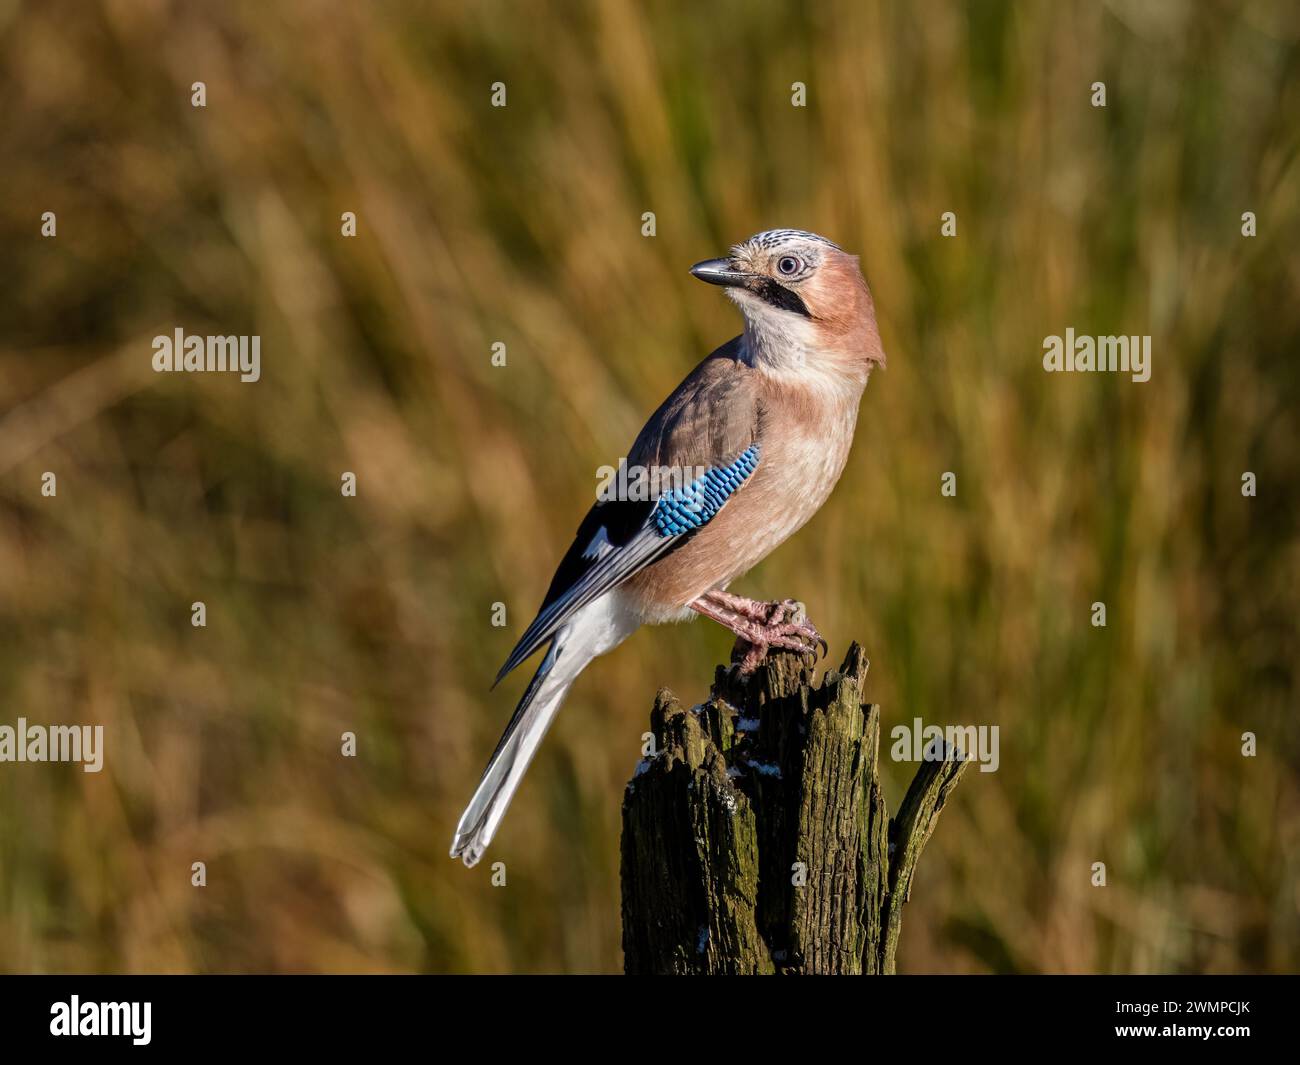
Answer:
652;444;760;536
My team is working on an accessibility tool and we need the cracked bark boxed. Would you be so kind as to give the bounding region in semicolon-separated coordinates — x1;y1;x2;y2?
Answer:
620;642;968;975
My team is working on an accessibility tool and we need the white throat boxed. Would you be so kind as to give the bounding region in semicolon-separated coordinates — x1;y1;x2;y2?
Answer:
731;290;869;404
731;290;818;372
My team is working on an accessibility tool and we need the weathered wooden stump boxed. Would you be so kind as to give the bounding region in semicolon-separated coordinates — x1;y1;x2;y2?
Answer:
620;642;968;974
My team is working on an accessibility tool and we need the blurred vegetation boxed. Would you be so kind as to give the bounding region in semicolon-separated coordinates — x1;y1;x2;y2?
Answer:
0;0;1297;974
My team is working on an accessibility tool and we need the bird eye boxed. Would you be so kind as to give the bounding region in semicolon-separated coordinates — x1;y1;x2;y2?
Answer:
777;255;803;276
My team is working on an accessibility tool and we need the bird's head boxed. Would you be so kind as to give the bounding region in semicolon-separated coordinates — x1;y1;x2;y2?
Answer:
691;229;884;378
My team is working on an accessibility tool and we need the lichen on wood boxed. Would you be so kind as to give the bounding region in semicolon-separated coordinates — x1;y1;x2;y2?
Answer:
620;642;968;975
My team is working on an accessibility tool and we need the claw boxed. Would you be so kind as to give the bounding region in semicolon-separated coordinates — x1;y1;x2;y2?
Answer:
762;601;827;659
693;590;829;671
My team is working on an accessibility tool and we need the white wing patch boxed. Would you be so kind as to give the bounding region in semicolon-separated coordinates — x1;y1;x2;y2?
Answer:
581;525;614;561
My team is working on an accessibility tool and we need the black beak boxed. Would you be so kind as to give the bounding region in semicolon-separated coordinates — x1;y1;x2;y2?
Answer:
689;258;751;288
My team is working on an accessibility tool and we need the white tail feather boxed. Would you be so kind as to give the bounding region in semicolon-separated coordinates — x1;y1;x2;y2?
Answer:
450;595;637;867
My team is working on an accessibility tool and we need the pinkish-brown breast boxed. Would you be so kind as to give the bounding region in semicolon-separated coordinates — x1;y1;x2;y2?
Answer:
624;366;865;621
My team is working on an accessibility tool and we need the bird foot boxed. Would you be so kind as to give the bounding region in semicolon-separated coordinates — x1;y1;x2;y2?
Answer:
735;601;828;674
691;591;827;674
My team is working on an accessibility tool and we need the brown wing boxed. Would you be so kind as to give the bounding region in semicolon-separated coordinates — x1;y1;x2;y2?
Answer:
495;338;763;683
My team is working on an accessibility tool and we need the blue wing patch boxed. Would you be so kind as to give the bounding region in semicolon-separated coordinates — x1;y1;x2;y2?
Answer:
652;444;761;536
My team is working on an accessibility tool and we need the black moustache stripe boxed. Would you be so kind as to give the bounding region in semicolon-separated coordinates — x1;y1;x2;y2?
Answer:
748;277;811;318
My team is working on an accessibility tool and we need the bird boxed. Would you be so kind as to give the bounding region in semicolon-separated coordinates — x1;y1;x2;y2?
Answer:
450;228;886;867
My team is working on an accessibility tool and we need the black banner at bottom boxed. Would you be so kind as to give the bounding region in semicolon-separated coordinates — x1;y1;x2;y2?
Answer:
0;974;1291;1052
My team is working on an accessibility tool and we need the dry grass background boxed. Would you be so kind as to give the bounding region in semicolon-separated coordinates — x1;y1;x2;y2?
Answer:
0;0;1297;973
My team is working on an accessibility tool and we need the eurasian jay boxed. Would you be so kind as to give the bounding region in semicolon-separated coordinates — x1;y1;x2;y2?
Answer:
451;229;886;866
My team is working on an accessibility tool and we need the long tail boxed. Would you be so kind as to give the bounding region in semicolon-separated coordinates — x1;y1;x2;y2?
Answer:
450;595;634;866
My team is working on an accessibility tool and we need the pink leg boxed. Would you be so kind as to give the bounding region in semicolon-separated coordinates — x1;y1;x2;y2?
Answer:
701;588;773;622
690;591;827;673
